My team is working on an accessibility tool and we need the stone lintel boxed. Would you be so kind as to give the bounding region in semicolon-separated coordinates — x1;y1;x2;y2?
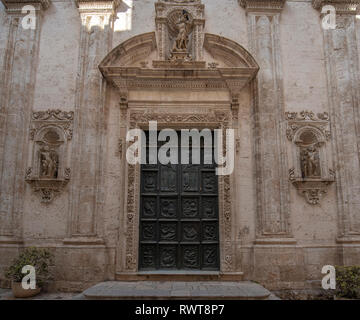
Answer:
312;0;360;14
239;0;285;13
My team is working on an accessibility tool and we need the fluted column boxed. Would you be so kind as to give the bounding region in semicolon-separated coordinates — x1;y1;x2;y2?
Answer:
0;0;49;243
65;0;118;244
240;0;294;243
313;0;360;243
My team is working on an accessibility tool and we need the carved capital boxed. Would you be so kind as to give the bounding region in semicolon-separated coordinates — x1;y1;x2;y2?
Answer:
312;0;360;14
239;0;285;13
1;0;50;13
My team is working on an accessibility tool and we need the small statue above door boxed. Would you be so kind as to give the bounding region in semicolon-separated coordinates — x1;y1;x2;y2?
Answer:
172;10;191;52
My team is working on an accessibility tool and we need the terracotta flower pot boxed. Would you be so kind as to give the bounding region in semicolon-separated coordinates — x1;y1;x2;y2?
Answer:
11;281;41;298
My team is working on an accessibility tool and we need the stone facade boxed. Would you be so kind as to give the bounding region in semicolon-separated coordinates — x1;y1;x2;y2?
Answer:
0;0;360;292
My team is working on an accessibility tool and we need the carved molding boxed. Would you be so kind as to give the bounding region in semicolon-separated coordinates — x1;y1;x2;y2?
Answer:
286;111;335;205
239;0;285;12
285;111;331;142
124;110;234;272
99;33;259;94
29;109;74;141
75;0;119;11
26;109;73;204
312;0;360;14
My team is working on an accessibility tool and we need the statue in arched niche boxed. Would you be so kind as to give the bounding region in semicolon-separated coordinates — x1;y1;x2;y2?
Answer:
172;10;191;52
40;146;59;179
300;145;321;178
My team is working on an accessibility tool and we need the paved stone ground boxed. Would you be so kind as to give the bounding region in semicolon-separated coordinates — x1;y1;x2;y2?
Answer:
77;281;279;300
0;288;75;300
0;282;280;300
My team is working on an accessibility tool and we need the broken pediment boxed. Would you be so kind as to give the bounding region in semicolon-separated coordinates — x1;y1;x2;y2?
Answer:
98;0;258;95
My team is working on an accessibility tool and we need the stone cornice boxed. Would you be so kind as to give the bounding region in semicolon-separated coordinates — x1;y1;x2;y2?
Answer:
239;0;285;12
1;0;50;12
75;0;119;13
312;0;360;14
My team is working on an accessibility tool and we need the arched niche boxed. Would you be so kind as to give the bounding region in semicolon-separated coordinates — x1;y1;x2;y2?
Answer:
26;110;74;203
286;111;335;205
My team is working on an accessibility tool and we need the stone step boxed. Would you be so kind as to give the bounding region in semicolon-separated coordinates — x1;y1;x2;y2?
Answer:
115;271;244;282
79;281;273;300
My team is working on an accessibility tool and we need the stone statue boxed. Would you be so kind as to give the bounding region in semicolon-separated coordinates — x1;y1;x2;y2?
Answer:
172;11;191;52
40;146;58;179
301;146;320;178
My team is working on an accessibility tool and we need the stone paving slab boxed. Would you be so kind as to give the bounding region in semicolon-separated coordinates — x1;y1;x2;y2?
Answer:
82;281;273;300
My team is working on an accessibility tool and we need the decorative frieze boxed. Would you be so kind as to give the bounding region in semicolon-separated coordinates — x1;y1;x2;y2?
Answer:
285;111;335;205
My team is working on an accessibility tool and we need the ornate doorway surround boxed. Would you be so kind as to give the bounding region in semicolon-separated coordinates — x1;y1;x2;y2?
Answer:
99;0;259;277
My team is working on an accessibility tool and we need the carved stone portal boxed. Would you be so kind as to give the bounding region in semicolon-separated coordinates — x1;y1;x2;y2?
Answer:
286;111;335;205
26;109;73;203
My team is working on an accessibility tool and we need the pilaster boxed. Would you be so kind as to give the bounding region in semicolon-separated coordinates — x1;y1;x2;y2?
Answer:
313;0;360;243
0;0;49;244
65;0;118;245
240;0;295;243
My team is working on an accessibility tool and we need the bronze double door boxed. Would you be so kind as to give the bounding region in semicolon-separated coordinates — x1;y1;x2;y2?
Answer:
139;132;220;271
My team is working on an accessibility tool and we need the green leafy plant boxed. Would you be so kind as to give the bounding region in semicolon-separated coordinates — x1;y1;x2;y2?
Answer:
5;247;54;287
335;266;360;299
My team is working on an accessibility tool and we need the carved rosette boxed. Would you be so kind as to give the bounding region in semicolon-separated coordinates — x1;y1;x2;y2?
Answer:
124;110;234;272
26;109;74;203
286;111;335;205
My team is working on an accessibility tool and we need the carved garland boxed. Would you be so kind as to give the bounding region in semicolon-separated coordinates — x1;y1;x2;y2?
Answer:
124;110;234;272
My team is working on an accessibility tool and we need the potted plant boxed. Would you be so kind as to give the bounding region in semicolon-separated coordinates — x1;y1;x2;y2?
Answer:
5;247;53;298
